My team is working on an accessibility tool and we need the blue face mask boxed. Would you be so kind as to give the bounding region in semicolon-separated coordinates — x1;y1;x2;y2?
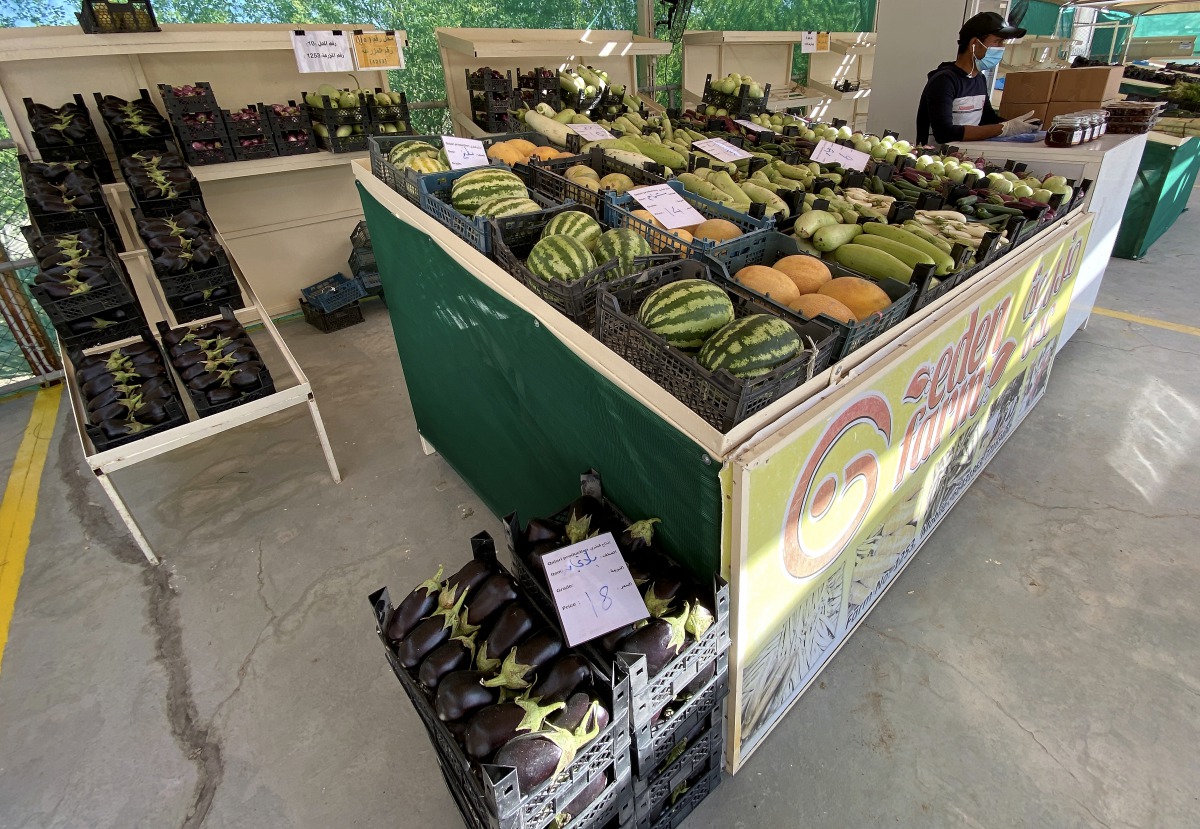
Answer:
974;42;1005;73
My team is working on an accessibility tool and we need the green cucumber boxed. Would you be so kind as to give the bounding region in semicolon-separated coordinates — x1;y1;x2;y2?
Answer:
861;223;956;275
833;244;914;283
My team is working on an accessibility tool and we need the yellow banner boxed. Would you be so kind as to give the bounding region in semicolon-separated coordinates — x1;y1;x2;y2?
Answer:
730;216;1093;768
353;31;405;70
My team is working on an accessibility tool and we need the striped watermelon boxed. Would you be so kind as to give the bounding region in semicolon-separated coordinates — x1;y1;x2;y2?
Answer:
408;156;449;174
388;140;438;167
594;228;653;278
698;314;801;379
451;169;526;216
637;279;734;350
476;196;542;218
541;211;602;251
527;234;597;282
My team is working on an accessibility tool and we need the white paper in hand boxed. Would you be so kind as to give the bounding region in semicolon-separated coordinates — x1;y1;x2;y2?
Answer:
292;30;355;73
628;184;705;230
540;532;649;647
569;123;616;142
692;137;753;163
442;135;490;170
810;139;870;172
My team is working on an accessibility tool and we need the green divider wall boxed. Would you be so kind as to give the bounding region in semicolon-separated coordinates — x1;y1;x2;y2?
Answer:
1114;136;1200;260
359;184;724;579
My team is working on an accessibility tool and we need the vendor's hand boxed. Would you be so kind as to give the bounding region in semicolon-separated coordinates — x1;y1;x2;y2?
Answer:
1000;112;1040;137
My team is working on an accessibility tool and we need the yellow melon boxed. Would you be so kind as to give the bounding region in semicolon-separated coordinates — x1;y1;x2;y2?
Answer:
505;139;538;157
772;255;831;295
565;165;600;181
486;143;526;166
789;293;856;324
735;265;801;306
631;209;664;229
528;146;560;161
819;277;892;321
693;218;742;243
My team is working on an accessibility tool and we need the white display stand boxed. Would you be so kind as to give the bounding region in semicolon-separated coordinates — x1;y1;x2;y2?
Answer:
950;132;1149;346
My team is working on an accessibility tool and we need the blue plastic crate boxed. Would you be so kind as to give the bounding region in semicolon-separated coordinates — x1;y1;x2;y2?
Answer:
301;272;367;313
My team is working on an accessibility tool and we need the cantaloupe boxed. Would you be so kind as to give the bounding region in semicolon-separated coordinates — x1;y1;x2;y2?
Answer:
818;277;891;321
772;255;831;295
566;165;600;181
600;173;635;193
529;146;560;161
486;143;526;165
693;218;742;243
631;209;664;229
788;293;856;324
662;228;693;253
735;265;801;306
505;139;538;157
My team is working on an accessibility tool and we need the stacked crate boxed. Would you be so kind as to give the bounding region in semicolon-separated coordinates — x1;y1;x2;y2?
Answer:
467;68;516;133
158;83;234;165
222;105;278;161
303;91;370;153
262;101;320;156
347;220;382;300
23;95;116;183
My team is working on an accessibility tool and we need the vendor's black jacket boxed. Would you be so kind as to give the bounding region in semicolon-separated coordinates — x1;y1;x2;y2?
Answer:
917;61;1003;145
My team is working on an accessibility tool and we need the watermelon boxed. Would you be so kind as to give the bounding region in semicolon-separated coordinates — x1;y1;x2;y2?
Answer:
526;234;597;282
388;140;438;167
637;279;735;350
698;314;802;379
451;169;526;216
541;211;602;251
476;196;542;218
594;228;653;278
408;156;449;174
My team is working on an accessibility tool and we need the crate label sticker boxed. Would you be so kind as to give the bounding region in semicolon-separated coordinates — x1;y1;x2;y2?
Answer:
540;532;649;647
629;183;706;230
443;136;490;170
292;30;355;73
801;31;818;54
811;139;870;172
692;137;753;163
569;123;617;142
353;31;405;70
734;119;770;133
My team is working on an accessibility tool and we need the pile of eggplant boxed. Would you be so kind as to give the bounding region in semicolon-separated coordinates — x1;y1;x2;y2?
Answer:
97;94;172;141
76;340;182;445
162;318;270;410
30;228;120;302
514;494;718;694
27;100;98;148
120;151;197;202
385;540;615;818
22;160;105;216
136;207;227;278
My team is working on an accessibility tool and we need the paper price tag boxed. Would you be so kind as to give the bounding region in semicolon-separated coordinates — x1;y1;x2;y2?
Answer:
801;31;818;54
811;139;870;172
734;119;770;133
353;31;405;70
569;123;617;142
816;32;831;52
292;30;355;73
442;136;490;170
540;533;649;647
692;137;753;163
629;183;706;230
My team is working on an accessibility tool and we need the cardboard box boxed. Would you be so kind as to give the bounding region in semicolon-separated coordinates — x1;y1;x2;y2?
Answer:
1002;70;1058;104
1044;100;1107;122
999;100;1049;124
1051;66;1123;102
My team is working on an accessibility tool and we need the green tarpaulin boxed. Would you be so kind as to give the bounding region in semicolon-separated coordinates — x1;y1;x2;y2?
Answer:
1114;134;1200;259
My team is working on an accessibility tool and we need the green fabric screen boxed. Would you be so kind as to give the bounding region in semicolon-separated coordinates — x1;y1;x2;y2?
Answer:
1113;136;1200;260
359;185;723;578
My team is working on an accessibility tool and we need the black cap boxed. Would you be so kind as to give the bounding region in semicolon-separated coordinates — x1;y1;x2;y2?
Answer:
960;11;1026;43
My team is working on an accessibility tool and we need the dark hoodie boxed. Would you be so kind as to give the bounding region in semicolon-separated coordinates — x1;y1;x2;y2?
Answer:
916;61;1002;145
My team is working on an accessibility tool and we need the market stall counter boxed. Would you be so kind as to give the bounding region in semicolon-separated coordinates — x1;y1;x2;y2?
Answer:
354;158;1094;772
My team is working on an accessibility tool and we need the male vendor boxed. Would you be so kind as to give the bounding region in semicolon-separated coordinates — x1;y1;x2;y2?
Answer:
917;12;1037;144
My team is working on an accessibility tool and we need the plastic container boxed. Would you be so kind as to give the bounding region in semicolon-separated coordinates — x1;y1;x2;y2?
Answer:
519;147;669;216
350;219;371;249
301;272;367;313
301;298;364;333
77;0;158;33
56;304;148;352
418;166;562;256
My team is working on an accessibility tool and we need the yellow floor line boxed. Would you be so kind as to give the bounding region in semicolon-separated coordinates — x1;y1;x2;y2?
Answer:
0;385;61;677
1092;307;1200;338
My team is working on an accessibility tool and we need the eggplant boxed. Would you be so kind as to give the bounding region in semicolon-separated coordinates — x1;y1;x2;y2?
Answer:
395;590;465;669
90;401;131;424
597;622;641;655
523;517;563;546
434;670;499;722
558;774;608;824
493;697;606;792
618;602;690;676
463;698;566;761
227;368;263;392
481;631;562;691
97;419;150;440
476;604;537;673
530;654;592;704
617;517;661;555
641;572;685;619
461;573;519;632
186;372;224;392
624;549;678;588
552;692;611;733
205;388;240;406
442;557;496;605
418;636;476;691
134;401;173;426
384;565;443;644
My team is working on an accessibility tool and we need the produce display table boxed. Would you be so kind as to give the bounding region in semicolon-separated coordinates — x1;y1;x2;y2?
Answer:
1113;132;1200;260
354;159;1093;772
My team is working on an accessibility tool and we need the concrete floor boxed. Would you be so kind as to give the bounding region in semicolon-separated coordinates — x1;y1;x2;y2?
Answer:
0;206;1198;828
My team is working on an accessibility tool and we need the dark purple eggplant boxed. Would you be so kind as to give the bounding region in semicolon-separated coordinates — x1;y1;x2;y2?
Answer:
618;602;690;676
89;401;131;424
476;604;537;673
552;692;611;733
461;573;519;632
395;589;466;669
435;670;500;722
385;565;444;644
493;697;606;792
597;622;641;655
445;718;470;744
463;698;566;761
134;401;173;426
226;368;263;392
624;549;678;588
443;557;497;605
97;419;149;440
642;572;685;619
418;636;476;691
482;631;562;691
558;774;608;823
530;655;592;703
205;387;240;406
617;517;661;554
524;517;564;546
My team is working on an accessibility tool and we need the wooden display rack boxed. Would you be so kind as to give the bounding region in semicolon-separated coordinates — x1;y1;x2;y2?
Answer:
436;28;671;138
0;23;404;316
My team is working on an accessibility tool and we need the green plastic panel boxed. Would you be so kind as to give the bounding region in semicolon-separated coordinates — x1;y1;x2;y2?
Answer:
1114;136;1200;260
359;184;723;578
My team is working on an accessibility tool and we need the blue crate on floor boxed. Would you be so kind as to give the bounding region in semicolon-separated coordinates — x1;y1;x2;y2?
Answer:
301;272;367;313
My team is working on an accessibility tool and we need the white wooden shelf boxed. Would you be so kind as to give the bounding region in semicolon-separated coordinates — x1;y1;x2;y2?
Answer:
437;28;670;59
829;38;875;56
806;79;872;101
189;150;368;182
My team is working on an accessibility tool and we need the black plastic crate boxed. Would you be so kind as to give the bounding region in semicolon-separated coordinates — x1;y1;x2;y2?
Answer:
701;231;917;361
221;106;266;138
301;298;364;333
634;758;721;829
368;534;634;829
361;88;412;135
157;258;237;300
273;128;320;156
350;219;371;248
25;94;104;151
56;304;148;352
130;179;205;218
169;109;228;144
700;73;771;117
78;0;158;33
909;229;1008;314
93;89;176;155
630;669;726;780
522;147;669;216
303;93;369;126
38;142;116;184
472;112;517;133
231;136;278;162
180;142;234;166
189;365;275;418
466;67;514;94
262;101;311;131
158;82;219;115
31;260;136;327
302;272;366;313
594;265;838;432
168;288;245;325
348;245;376;279
315;130;368;154
516;68;561;110
358;272;382;295
419;166;563;256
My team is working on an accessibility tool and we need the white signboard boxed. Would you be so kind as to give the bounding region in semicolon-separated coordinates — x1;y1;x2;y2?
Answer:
735;119;771;133
442;136;490;170
628;184;706;230
291;30;355;73
540;533;649;647
569;123;617;142
692;137;753;163
810;139;870;172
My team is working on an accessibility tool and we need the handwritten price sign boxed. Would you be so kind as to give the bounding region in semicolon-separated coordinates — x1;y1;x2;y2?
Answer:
291;30;355;73
692;137;753;163
540;533;649;646
442;136;490;170
569;123;617;142
629;184;705;230
734;119;770;133
353;31;405;70
810;139;870;172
